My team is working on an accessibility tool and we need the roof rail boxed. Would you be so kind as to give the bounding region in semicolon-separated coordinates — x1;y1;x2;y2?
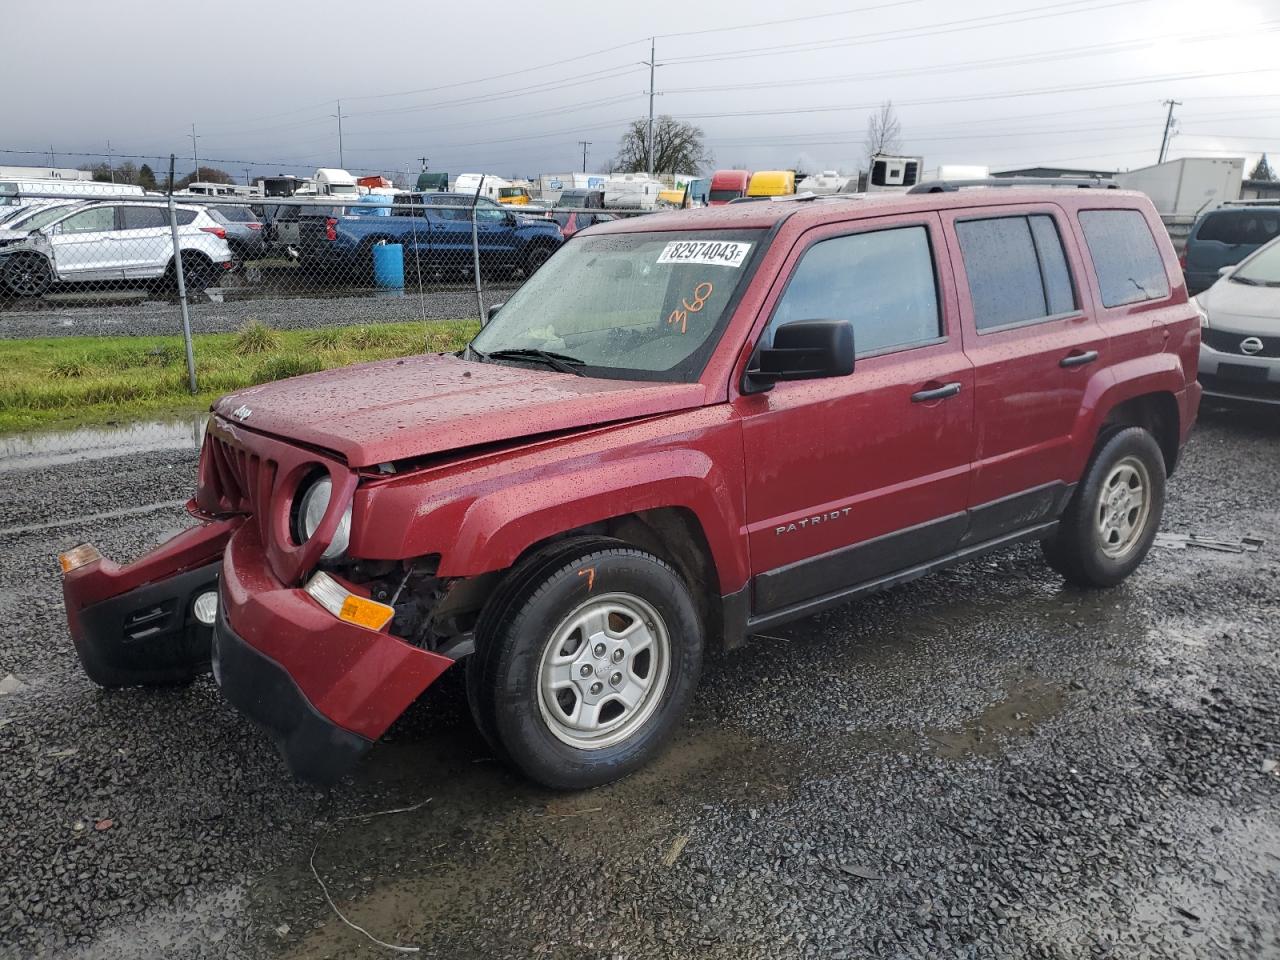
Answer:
907;176;1119;194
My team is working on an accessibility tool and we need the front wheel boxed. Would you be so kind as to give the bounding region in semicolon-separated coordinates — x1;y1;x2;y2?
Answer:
1042;426;1166;588
2;252;54;298
467;539;703;789
522;245;553;277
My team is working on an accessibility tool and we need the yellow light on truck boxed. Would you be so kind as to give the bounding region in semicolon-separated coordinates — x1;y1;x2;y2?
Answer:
304;571;394;632
59;544;103;574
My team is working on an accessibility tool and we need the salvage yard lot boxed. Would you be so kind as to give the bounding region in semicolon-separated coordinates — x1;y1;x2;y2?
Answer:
0;408;1277;958
0;320;477;432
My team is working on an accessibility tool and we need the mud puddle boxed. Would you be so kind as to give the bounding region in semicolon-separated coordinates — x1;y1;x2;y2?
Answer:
0;417;205;471
926;677;1069;758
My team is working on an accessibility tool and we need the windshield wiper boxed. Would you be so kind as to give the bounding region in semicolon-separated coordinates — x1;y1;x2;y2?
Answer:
482;348;587;376
1230;275;1261;285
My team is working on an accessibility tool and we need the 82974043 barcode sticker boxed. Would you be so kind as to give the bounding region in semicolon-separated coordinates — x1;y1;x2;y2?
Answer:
656;240;753;268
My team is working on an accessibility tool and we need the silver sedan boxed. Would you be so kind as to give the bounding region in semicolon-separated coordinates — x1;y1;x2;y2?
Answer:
1196;234;1280;407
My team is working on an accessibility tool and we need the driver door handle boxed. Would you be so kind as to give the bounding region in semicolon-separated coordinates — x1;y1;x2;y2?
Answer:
911;382;962;403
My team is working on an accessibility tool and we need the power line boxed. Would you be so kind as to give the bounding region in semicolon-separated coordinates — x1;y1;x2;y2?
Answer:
662;0;1154;66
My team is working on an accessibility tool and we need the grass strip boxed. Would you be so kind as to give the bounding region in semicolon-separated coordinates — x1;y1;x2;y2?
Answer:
0;319;479;434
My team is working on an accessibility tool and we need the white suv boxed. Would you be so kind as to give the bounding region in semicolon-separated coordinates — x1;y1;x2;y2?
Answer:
0;200;233;298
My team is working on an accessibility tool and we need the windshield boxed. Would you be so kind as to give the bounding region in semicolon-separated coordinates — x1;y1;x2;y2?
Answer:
1233;239;1280;286
499;188;525;198
20;205;82;233
1;204;69;228
709;189;743;201
470;229;764;382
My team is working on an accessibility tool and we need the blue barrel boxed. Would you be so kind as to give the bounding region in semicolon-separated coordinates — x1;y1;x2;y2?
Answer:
354;193;393;216
372;243;404;288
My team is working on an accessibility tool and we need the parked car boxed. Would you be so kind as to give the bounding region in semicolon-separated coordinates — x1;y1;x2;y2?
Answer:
260;201;343;258
207;206;265;262
298;192;563;279
61;186;1199;790
1182;203;1280;295
1195;233;1280;405
554;189;605;210
551;209;615;239
0;200;233;297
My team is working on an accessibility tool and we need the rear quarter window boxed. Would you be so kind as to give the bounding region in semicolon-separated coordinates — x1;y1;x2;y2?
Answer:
1078;209;1170;308
1195;210;1280;246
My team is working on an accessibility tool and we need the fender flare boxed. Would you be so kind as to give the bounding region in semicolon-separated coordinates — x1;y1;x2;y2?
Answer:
1069;353;1185;475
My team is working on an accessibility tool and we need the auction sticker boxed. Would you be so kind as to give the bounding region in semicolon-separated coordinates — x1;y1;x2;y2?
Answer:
657;240;753;268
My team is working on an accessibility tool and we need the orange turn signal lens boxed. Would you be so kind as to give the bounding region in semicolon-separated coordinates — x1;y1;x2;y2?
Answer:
338;595;395;631
58;544;103;574
304;571;394;632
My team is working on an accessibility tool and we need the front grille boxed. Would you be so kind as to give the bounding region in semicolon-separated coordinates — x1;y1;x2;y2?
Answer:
1202;328;1280;358
202;434;278;538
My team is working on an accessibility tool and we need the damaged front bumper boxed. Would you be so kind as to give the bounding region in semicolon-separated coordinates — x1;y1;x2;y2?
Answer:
62;516;242;687
61;512;456;784
214;520;455;783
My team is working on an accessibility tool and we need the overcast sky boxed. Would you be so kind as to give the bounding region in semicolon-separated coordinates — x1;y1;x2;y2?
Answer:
3;0;1277;182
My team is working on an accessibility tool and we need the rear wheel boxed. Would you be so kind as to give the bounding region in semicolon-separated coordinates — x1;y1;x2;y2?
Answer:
467;538;703;789
1042;426;1166;588
2;252;54;298
172;251;216;292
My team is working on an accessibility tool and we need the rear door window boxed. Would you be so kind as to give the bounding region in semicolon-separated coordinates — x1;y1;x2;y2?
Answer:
956;214;1078;330
119;206;169;230
767;224;941;357
1078;209;1170;308
1195;210;1280;245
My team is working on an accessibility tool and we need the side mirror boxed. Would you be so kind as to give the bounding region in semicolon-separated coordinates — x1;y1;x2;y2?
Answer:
1217;265;1234;277
743;320;854;394
484;301;504;324
504;212;517;225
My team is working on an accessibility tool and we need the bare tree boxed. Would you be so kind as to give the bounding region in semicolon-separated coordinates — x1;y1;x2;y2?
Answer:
864;101;903;166
613;116;713;175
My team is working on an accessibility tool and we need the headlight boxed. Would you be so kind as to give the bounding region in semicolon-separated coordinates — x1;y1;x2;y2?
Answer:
297;475;352;560
1191;296;1209;328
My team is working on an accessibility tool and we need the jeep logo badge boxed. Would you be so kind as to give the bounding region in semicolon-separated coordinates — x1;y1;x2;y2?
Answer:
1240;337;1264;356
231;404;252;421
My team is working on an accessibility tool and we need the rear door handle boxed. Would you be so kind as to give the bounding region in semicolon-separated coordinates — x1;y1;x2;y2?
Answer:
911;382;962;403
1060;349;1099;368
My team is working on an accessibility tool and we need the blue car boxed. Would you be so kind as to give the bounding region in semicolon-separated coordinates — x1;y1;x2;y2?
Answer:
299;192;563;280
1183;204;1280;295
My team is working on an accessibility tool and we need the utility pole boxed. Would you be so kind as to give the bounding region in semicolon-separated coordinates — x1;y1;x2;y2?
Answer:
418;156;429;171
48;145;55;168
641;38;662;177
244;167;252;187
1157;100;1182;164
332;100;348;169
190;123;200;182
578;140;591;173
107;140;115;183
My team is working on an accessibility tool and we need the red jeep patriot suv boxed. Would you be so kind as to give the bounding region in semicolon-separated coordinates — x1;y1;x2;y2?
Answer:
61;184;1201;789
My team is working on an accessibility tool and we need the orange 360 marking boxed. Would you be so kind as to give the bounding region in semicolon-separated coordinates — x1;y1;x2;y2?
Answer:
667;281;714;334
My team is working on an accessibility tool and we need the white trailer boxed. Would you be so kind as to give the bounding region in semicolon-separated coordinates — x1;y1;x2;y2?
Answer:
866;154;924;192
537;173;608;204
1115;157;1244;219
454;173;514;202
796;170;856;195
603;174;663;210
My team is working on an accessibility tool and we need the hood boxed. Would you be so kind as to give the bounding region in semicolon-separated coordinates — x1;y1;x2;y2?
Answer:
214;352;707;467
1200;277;1280;334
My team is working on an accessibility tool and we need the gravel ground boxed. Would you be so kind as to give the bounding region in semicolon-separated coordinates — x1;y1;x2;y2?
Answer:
0;407;1277;959
0;286;511;339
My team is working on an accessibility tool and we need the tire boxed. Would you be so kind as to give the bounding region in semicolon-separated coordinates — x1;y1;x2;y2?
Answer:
172;252;216;292
522;245;553;277
1041;426;1166;588
467;538;704;789
2;252;54;298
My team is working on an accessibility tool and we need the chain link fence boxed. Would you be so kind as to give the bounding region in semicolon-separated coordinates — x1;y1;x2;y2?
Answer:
0;183;644;389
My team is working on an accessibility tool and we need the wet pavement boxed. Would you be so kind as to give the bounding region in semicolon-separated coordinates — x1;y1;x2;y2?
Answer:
0;408;1277;959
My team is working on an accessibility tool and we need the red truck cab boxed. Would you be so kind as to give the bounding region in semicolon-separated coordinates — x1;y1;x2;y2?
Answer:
708;169;751;206
61;185;1201;789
